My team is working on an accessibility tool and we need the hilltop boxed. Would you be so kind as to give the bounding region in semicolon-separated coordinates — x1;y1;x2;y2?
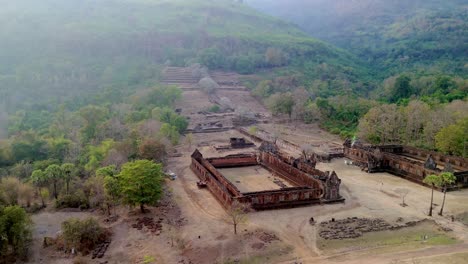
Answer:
246;0;468;78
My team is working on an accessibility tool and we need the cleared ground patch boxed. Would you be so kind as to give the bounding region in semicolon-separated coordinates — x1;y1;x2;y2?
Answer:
456;212;468;226
317;220;458;254
400;252;468;264
219;165;294;193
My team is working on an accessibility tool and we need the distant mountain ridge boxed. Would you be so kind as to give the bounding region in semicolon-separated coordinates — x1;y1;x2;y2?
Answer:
246;0;468;77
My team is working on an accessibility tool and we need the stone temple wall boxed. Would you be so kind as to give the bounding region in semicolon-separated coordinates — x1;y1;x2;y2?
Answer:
190;148;344;210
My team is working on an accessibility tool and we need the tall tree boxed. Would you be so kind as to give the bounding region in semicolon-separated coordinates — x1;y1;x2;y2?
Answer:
45;164;62;199
404;100;429;145
437;172;456;216
390;75;412;102
435;117;468;157
96;165;121;215
185;133;194;151
61;163;76;195
0;206;32;260
118;160;164;213
423;174;440;217
31;169;48;207
138;139;167;163
267;92;295;119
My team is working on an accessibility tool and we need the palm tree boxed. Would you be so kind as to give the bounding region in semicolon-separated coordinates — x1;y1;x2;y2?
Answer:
423;174;440;217
61;163;76;195
45;164;63;199
438;172;456;216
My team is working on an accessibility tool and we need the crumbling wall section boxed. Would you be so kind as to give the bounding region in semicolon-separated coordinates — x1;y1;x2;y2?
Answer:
343;147;369;165
208;155;258;168
297;161;326;177
344;144;468;189
190;157;234;208
239;187;320;210
260;151;324;198
402;146;468;168
382;153;436;183
199;158;242;197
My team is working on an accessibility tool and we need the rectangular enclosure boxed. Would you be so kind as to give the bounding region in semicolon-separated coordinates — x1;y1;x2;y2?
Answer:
218;165;295;193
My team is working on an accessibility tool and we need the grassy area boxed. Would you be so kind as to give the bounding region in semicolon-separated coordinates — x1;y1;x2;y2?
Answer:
317;221;458;254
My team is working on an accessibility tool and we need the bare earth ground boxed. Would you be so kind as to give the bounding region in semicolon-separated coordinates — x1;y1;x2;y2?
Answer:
28;210;92;264
219;165;294;193
27;88;468;264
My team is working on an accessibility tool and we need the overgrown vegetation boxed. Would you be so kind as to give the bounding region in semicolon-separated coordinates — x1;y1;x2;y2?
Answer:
61;217;107;254
358;100;467;156
0;206;32;263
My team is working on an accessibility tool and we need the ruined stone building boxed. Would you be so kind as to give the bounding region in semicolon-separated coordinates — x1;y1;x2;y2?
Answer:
190;142;344;210
343;140;468;190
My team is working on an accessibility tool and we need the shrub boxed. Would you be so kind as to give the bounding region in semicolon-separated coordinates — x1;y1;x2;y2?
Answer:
0;206;32;262
55;192;89;209
62;217;107;253
208;105;221;113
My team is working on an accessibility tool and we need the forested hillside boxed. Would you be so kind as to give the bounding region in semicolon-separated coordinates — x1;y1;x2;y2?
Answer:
0;0;371;117
0;0;376;196
246;0;468;78
0;1;466;262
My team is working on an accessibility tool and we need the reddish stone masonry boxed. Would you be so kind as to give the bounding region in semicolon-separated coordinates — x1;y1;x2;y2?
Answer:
343;140;468;190
190;143;344;210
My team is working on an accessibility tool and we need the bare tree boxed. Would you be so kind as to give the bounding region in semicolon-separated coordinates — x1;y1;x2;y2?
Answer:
226;201;250;235
0;177;21;205
185;133;194;151
395;188;410;207
102;148;128;169
19;182;35;208
404;101;429;145
138;119;162;139
198;77;219;94
300;144;314;160
292;87;310;121
189;63;209;80
219;97;234;111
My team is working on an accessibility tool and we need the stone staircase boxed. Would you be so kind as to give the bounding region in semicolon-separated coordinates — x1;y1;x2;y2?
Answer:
161;67;199;90
161;67;247;91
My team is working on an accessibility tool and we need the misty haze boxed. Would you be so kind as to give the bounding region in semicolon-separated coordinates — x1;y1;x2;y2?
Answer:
0;1;467;263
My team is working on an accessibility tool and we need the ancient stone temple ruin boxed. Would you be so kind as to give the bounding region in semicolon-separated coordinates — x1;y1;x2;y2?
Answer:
190;142;344;210
343;139;468;190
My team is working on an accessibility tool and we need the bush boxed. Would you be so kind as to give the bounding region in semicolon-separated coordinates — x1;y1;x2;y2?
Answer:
62;217;108;254
55;193;89;209
26;203;45;214
208;105;221;113
0;206;32;262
